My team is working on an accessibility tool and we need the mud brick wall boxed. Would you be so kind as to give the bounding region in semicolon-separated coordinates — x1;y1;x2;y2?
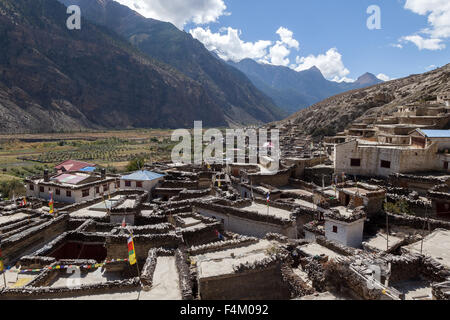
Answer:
384;254;423;283
161;180;198;189
141;249;158;287
280;263;315;298
198;263;290;300
324;260;387;300
188;236;259;256
432;281;450;300
175;248;194;300
304;166;334;186
182;223;222;247
2;215;69;264
288;178;318;192
0;278;140;300
385;212;450;231
315;236;359;256
247;168;292;187
105;233;182;260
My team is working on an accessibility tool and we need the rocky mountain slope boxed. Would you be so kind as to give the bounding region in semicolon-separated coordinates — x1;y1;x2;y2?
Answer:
0;0;237;133
278;64;450;136
229;58;382;114
58;0;285;125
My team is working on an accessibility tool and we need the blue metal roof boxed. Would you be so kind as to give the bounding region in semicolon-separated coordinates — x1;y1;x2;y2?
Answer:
121;170;165;181
79;166;96;172
420;130;450;138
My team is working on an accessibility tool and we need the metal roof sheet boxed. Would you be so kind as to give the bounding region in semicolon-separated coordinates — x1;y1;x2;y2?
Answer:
120;170;165;181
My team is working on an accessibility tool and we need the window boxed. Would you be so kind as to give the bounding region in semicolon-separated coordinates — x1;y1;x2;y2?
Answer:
95;186;100;193
29;184;34;191
332;226;338;233
66;190;72;197
125;181;131;187
55;189;60;196
445;161;449;170
350;158;361;167
380;160;391;169
82;189;90;198
39;186;44;193
136;181;143;188
115;181;120;188
103;184;108;191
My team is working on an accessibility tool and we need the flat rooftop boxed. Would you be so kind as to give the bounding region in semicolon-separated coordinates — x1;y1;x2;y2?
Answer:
299;242;343;260
242;203;292;219
47;257;182;300
363;232;404;252
193;240;275;279
278;186;314;197
402;229;450;269
329;206;357;219
0;212;29;225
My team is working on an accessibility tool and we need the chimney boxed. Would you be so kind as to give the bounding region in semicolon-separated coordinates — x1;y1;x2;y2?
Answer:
101;168;106;180
44;169;49;182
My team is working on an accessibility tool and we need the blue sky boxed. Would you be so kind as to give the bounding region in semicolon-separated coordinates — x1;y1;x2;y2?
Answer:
117;0;449;82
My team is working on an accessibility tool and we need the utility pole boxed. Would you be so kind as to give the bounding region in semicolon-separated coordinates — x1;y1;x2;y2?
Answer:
386;210;390;252
421;205;429;254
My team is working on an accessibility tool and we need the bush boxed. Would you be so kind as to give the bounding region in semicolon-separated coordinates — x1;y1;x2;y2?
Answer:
0;179;26;199
126;157;146;172
384;200;410;215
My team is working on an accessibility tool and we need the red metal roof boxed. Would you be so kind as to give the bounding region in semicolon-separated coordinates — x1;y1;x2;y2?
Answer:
54;160;96;172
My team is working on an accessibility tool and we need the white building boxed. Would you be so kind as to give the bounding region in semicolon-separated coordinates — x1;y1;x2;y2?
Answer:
26;169;119;204
324;207;366;248
120;170;165;191
437;92;450;107
335;130;450;177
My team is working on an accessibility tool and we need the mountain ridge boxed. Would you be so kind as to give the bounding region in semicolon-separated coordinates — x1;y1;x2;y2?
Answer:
228;58;383;114
58;0;286;125
277;63;450;137
0;0;230;133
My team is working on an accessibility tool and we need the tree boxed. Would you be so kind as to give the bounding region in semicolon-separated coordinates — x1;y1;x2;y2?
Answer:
126;157;145;172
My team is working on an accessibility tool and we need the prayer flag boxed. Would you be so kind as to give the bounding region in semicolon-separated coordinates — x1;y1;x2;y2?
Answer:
49;192;54;214
215;230;224;241
127;236;137;266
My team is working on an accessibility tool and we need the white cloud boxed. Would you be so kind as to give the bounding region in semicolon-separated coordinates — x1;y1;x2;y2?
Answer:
404;0;450;38
334;76;356;83
400;35;445;50
294;48;351;82
399;0;450;50
425;64;437;70
275;27;300;50
189;27;272;62
115;0;228;29
190;25;353;81
376;73;390;81
189;26;300;66
390;43;403;49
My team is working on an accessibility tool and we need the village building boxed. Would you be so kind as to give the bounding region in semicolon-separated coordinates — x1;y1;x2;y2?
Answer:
335;129;450;178
120;170;165;192
54;160;97;173
323;207;366;248
25;169;119;204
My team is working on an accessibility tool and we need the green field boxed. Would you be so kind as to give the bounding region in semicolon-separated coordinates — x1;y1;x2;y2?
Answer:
0;129;176;182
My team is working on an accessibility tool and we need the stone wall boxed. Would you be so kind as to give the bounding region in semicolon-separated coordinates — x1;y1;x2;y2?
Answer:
2;214;69;264
198;263;290;300
105;233;182;260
